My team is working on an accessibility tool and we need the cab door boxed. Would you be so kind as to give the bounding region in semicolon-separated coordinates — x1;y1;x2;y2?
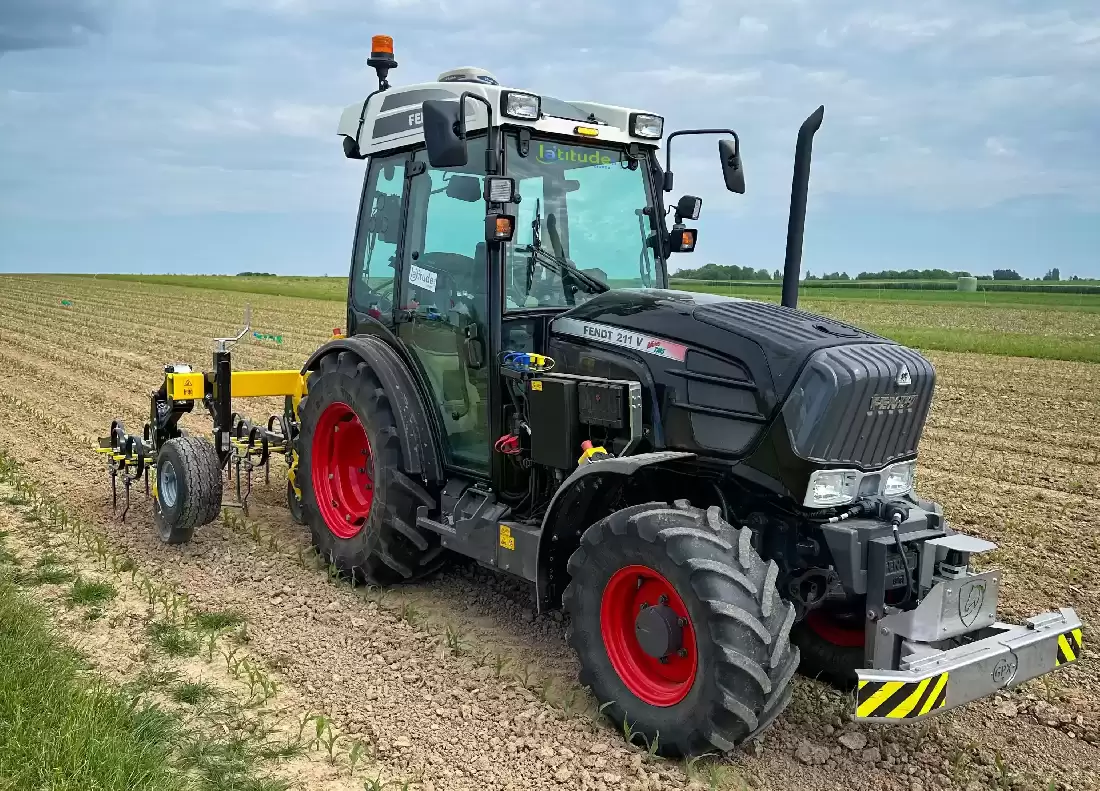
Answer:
347;150;413;336
396;145;491;475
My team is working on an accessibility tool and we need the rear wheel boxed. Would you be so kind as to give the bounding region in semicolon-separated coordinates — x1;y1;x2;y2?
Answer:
563;501;799;757
297;351;444;584
153;436;223;544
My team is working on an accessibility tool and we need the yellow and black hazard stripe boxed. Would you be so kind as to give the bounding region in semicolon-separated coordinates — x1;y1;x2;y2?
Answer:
1056;628;1083;666
856;673;949;719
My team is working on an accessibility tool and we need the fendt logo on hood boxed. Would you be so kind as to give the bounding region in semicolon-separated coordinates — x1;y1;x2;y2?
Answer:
869;394;918;412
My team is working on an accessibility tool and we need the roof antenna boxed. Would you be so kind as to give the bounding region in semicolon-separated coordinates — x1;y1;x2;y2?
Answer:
367;35;397;91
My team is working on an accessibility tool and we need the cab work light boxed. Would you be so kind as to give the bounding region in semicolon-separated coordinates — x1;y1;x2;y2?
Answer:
502;91;540;120
629;112;663;139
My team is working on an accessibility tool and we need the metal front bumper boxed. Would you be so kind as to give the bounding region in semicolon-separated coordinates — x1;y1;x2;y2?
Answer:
855;608;1083;722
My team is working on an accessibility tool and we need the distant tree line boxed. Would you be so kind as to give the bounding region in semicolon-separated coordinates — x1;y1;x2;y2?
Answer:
674;264;1088;282
672;264;778;281
236;271;277;277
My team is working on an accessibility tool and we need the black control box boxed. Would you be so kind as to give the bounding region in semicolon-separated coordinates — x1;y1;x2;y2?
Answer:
578;382;625;429
527;378;580;469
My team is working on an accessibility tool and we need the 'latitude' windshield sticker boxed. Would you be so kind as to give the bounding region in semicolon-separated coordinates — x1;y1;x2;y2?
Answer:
535;143;613;169
553;318;687;362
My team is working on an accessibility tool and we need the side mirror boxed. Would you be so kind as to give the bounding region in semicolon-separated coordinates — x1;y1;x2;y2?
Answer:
719;138;745;194
423;99;468;168
675;194;702;222
445;174;482;202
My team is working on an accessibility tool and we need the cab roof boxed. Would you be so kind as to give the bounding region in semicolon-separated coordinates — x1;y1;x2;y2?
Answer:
337;77;663;159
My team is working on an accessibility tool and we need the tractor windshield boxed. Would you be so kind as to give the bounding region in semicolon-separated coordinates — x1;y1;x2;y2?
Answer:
505;135;663;310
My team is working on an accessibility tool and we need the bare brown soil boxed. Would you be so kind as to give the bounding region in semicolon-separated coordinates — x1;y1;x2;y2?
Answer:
0;275;1097;791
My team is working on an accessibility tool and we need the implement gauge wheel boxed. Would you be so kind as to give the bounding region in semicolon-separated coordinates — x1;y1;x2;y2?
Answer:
153;436;223;544
563;501;799;757
297;351;443;584
287;480;305;525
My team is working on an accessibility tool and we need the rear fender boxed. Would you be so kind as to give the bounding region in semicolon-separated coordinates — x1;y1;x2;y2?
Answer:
535;452;694;612
302;337;444;483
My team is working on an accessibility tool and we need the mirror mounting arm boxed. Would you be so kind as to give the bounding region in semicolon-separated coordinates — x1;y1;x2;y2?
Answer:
457;91;499;176
663;128;739;192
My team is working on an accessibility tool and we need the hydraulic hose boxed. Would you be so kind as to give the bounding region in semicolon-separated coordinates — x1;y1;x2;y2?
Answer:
891;511;914;607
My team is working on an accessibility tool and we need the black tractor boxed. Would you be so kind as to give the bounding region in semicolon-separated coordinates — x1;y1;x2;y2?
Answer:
101;40;1082;757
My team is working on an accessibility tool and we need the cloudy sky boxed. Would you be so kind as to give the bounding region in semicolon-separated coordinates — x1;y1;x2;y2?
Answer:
1;0;1098;278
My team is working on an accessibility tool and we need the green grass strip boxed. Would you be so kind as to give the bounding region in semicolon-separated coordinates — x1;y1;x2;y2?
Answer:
861;327;1100;364
0;575;183;791
43;274;1100;363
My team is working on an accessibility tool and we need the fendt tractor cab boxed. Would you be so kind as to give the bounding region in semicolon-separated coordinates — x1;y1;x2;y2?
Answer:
99;37;1082;756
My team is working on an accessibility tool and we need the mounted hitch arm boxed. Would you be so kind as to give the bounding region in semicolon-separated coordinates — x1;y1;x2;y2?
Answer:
855;530;1083;722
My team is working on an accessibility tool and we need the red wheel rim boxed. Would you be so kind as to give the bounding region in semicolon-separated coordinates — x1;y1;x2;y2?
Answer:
806;609;865;648
600;565;698;706
311;402;374;540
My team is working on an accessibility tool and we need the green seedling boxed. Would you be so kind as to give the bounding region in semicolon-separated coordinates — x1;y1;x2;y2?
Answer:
221;646;241;673
347;740;366;775
318;720;339;763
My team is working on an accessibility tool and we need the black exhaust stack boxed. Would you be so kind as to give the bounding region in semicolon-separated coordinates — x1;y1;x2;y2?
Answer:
781;105;825;309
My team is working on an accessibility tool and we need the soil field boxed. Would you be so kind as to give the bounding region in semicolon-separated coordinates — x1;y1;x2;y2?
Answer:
0;274;1098;791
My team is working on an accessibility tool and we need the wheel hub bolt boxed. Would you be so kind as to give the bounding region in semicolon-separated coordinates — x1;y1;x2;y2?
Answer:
677;617;688;627
677;648;688;658
639;602;649;611
658;594;669;605
658;656;669;664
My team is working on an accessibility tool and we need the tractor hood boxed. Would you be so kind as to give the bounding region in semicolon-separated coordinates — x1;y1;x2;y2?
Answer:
551;288;891;396
548;288;935;484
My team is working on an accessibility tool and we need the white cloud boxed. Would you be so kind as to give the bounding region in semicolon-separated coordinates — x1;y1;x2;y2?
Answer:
984;136;1014;157
270;102;342;139
2;0;1099;226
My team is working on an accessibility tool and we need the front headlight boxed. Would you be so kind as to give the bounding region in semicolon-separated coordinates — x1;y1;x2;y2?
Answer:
883;461;916;496
805;469;860;508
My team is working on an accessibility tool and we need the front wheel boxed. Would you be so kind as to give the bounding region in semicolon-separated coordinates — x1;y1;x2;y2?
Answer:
563;501;799;757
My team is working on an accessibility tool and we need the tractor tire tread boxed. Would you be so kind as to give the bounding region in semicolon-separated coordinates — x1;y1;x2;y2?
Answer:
563;500;797;757
298;351;444;585
155;436;222;544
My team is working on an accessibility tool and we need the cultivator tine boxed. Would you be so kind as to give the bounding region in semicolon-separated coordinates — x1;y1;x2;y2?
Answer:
118;476;131;522
242;465;253;516
110;465;118;512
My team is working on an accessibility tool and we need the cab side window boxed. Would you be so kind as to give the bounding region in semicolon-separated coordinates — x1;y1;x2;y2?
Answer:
396;142;490;474
350;152;410;319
